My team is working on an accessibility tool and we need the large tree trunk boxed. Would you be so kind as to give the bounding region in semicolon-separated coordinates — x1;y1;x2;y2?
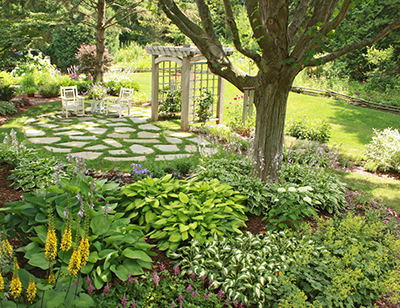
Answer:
94;0;106;83
253;74;294;182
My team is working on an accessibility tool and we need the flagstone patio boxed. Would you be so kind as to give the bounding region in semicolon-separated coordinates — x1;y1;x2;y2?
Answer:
22;106;212;162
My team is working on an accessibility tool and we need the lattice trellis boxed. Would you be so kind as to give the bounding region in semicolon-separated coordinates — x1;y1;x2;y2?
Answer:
145;44;233;131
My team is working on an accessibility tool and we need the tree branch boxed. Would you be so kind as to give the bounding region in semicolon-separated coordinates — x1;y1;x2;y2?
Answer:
195;0;219;43
105;9;147;29
104;1;142;27
308;17;400;66
319;0;352;36
222;0;261;64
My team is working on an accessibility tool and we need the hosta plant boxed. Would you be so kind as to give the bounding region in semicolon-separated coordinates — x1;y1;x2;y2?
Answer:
120;175;248;253
1;173;155;289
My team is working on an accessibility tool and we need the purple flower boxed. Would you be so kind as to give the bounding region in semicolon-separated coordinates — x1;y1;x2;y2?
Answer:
194;290;198;296
103;283;110;294
178;294;183;303
174;265;180;277
152;271;160;287
201;275;206;284
226;298;231;305
218;289;224;300
130;299;136;308
86;275;91;284
186;284;192;292
172;302;176;307
203;293;208;298
190;292;195;298
190;272;196;280
127;272;134;284
209;279;214;287
239;303;245;308
160;263;166;271
234;300;239;307
121;293;128;307
88;282;94;295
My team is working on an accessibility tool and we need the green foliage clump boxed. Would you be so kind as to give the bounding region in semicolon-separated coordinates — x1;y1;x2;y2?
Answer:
159;84;181;118
195;88;213;122
173;214;400;308
278;162;347;214
120;175;248;253
0;84;16;101
224;95;255;136
189;154;268;215
286;114;331;143
1;172;155;290
364;127;400;172
0;101;17;115
94;266;226;307
104;79;140;96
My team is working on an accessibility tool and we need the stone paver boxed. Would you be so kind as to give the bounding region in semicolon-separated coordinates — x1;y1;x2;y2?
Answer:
185;144;198;152
76;117;96;121
155;154;192;161
81;121;100;127
25;118;38;124
137;131;159;138
70;136;98;140
28;137;61;144
54;130;85;136
24;128;46;137
43;146;72;153
124;139;161;144
85;145;108;150
38;123;59;129
189;136;211;146
106;123;131;127
130;117;148;124
108;118;128;122
103;138;123;148
58;141;89;148
130;144;154;154
86;127;108;134
72;124;86;129
114;127;136;133
71;151;102;160
104;156;146;161
96;119;110;124
138;123;161;131
109;149;127;155
154;144;180;152
165;137;182;144
53;127;71;131
107;133;131;138
164;130;193;138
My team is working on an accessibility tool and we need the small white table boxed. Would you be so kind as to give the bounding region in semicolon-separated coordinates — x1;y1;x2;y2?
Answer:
91;99;105;113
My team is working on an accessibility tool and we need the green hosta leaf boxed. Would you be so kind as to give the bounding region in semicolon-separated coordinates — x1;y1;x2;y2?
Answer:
179;192;189;204
150;230;167;239
145;211;157;224
71;293;95;307
111;264;129;282
169;232;181;242
177;212;189;222
28;252;49;270
122;248;153;262
182;231;189;241
179;224;189;232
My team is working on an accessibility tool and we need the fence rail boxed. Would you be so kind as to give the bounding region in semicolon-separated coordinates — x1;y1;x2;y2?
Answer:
291;86;400;114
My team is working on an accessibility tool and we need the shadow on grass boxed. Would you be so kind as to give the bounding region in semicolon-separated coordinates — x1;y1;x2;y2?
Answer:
327;99;400;146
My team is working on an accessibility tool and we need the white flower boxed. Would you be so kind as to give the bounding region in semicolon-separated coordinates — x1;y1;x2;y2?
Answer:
303;196;312;204
274;198;279;202
277;188;286;193
298;186;309;193
305;186;313;191
288;187;297;193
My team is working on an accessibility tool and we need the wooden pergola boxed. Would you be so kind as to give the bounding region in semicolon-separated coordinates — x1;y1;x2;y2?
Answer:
145;44;233;131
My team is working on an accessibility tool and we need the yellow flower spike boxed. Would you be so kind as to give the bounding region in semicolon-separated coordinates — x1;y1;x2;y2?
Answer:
0;270;4;292
10;258;22;299
60;224;72;252
45;225;57;262
48;271;56;284
78;237;90;267
68;248;82;277
27;275;36;303
3;238;13;259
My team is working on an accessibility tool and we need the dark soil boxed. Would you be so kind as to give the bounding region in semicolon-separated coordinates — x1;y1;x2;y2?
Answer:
1;98;400;307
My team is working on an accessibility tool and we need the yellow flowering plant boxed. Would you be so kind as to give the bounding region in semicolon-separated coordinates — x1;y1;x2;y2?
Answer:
27;275;36;303
10;258;22;299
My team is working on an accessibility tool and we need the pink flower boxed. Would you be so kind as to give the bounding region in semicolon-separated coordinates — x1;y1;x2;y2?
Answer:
178;294;183;303
160;263;166;272
190;273;196;280
88;282;94;295
127;272;134;284
174;265;180;277
86;275;92;284
153;272;160;287
218;289;224;300
103;283;110;294
121;294;128;308
383;220;389;223
201;275;206;284
130;299;136;308
375;213;380;217
186;284;192;292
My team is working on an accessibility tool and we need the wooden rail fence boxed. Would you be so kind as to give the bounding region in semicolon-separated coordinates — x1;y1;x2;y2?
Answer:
291;86;400;114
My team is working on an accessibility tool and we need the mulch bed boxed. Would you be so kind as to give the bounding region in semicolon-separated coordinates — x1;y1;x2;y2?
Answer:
1;97;400;307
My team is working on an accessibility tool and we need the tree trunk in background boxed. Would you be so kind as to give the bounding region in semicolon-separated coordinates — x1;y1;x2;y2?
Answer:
253;74;294;181
94;0;106;83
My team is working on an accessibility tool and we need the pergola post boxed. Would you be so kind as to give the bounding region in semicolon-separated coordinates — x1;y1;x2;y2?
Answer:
181;55;191;131
216;76;225;124
151;45;159;122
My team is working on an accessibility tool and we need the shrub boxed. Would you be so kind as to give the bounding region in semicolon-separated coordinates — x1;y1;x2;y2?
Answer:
75;44;113;77
159;84;181;118
0;83;16;101
173;214;400;308
364;127;400;172
37;81;60;97
286;114;331;143
19;73;36;91
189;154;268;215
278;162;347;214
104;79;140;96
224;95;255;136
120;175;248;253
0;101;17;115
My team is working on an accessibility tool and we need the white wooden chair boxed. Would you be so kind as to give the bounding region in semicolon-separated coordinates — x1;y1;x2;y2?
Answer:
60;86;85;118
105;87;134;117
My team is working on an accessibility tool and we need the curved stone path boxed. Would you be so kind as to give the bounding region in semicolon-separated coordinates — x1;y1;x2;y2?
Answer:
23;106;212;162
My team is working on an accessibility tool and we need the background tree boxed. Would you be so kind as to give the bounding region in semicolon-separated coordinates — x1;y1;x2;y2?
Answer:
158;0;400;181
67;0;144;82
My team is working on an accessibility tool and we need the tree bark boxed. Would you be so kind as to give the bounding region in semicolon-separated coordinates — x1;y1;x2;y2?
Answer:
94;0;106;83
253;73;294;182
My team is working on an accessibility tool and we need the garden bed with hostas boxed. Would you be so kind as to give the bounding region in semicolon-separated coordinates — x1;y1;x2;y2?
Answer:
1;104;400;308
